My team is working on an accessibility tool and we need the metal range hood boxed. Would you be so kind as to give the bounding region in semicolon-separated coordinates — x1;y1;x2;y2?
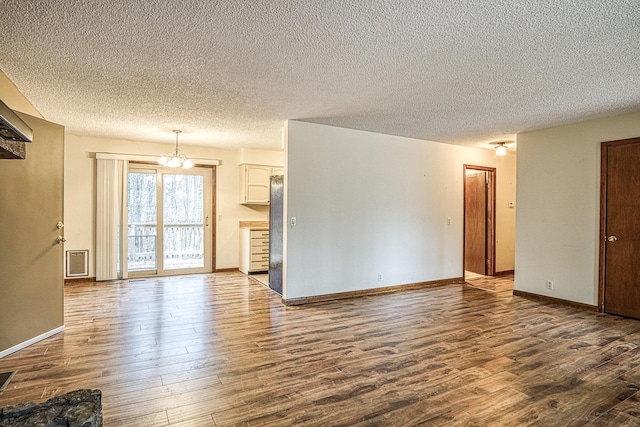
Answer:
0;99;33;143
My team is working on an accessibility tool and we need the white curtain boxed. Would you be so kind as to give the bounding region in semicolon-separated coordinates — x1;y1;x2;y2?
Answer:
96;159;128;281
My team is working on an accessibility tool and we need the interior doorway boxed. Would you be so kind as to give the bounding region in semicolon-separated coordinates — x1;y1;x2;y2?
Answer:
464;165;496;277
599;137;640;318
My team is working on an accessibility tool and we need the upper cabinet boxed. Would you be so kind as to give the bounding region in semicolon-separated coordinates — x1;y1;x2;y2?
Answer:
239;164;284;205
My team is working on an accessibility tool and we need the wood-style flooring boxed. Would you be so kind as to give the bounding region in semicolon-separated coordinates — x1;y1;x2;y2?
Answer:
2;272;640;426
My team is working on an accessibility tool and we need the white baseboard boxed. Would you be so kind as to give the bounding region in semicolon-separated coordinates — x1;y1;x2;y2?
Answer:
0;326;65;359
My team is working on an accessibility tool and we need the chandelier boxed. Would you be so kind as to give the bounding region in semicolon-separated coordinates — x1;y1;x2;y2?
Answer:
158;130;194;169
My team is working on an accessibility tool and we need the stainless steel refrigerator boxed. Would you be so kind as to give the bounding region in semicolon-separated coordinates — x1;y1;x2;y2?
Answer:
269;175;284;295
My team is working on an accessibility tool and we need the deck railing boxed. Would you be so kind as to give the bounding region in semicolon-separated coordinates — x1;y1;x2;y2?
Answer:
128;223;204;271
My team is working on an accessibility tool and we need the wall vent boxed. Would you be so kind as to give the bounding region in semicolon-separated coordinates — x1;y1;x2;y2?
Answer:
66;250;88;277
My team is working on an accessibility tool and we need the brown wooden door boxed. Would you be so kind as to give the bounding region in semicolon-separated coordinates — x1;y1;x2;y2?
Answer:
465;172;487;274
602;138;640;318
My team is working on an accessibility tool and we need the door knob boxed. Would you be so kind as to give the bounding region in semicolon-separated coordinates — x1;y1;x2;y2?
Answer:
607;235;618;242
56;221;64;229
56;236;67;244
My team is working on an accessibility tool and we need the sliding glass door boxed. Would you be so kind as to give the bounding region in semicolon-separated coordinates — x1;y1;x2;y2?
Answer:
128;169;158;272
127;165;212;277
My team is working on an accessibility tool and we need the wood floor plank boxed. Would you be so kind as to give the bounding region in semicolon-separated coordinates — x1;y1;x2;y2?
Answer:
3;271;640;426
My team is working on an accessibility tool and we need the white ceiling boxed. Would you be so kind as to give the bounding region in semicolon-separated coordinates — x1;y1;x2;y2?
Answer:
1;1;639;150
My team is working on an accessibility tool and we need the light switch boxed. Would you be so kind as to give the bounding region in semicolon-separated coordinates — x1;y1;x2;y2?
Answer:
508;202;515;208
290;216;297;227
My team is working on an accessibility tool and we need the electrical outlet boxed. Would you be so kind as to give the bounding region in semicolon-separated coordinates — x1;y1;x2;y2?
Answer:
545;280;554;290
378;273;383;281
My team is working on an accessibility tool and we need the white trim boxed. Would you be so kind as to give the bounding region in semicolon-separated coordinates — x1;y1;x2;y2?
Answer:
96;152;221;166
0;326;65;359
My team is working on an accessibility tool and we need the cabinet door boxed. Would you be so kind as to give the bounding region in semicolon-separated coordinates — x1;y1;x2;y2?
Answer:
243;165;270;204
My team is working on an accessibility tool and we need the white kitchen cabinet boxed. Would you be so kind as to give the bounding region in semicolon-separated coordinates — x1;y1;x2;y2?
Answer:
240;228;269;274
239;164;284;205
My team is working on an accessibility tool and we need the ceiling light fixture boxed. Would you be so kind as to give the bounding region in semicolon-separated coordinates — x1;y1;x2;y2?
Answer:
491;141;510;156
159;130;194;169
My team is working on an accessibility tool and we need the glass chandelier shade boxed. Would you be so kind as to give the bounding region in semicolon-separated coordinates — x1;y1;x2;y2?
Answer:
159;130;194;169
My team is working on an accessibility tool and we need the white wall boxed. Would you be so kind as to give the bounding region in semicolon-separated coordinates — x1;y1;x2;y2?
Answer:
283;121;516;300
239;147;285;165
64;134;283;277
515;110;640;306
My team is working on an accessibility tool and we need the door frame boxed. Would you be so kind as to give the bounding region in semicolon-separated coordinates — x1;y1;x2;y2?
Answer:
463;165;496;278
127;162;216;277
598;136;640;313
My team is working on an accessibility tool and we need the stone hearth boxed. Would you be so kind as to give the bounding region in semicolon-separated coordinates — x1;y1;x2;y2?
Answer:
0;389;102;426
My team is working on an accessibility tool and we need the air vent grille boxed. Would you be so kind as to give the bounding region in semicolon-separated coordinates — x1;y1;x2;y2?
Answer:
67;250;88;276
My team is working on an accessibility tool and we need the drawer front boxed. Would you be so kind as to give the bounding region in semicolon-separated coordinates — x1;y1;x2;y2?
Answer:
250;230;269;239
250;261;269;271
251;237;269;247
251;246;269;255
250;252;269;262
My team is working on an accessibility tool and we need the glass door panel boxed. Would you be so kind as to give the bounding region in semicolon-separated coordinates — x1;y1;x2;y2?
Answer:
163;173;205;270
128;171;158;272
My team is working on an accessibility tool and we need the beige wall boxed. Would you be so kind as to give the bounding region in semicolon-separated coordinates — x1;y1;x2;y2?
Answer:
64;134;283;277
0;113;64;355
284;121;516;300
0;70;42;118
515;110;640;305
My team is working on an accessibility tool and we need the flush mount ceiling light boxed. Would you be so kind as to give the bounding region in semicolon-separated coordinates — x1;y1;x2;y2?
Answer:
491;141;511;156
159;130;194;169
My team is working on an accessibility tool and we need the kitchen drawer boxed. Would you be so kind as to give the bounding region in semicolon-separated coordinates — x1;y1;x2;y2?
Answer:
251;237;269;247
250;261;268;271
251;246;269;255
240;226;270;275
251;253;269;262
250;230;269;239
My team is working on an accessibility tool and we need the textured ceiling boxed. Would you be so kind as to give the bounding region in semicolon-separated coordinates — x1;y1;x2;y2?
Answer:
1;0;639;150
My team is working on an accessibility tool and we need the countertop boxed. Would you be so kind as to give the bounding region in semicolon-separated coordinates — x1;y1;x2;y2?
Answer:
239;221;269;229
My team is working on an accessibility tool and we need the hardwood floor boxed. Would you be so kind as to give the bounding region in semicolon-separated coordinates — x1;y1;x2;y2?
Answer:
2;272;640;426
